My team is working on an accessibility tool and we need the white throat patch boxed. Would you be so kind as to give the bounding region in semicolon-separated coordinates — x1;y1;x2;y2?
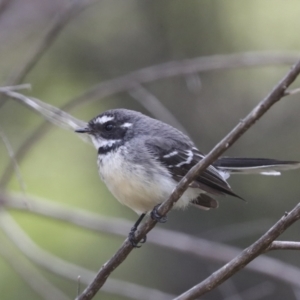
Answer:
91;136;121;150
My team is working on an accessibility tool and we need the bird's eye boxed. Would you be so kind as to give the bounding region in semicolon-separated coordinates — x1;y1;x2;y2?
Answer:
104;123;114;131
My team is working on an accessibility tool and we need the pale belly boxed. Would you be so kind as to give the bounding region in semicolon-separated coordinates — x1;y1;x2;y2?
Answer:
98;149;199;214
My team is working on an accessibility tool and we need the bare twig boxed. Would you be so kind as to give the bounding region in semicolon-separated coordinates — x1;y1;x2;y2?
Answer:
76;59;300;300
0;84;31;92
284;87;300;96
174;203;300;300
266;241;300;251
0;211;174;300
1;51;299;188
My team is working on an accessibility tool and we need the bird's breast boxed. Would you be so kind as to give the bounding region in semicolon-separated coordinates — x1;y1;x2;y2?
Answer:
97;148;179;214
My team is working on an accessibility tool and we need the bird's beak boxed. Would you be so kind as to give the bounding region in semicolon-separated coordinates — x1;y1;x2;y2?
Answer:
75;127;90;134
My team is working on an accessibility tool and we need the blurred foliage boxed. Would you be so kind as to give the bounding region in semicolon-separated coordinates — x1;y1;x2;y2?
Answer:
0;0;300;299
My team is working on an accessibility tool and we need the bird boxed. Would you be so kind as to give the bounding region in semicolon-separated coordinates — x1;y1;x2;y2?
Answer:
75;108;300;247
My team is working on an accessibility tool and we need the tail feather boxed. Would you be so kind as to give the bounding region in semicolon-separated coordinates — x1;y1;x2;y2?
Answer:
214;157;300;176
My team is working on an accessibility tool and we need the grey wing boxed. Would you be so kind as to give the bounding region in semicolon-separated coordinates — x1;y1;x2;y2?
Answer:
145;137;241;199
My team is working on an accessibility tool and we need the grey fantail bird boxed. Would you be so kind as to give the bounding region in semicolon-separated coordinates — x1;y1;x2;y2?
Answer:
75;109;300;247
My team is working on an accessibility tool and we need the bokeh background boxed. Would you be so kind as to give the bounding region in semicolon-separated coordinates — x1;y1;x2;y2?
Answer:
0;0;300;299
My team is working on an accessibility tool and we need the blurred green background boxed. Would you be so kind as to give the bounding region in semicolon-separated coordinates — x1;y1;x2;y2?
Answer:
0;0;300;299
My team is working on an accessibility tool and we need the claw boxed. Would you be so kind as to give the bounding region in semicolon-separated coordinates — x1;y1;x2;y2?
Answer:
150;204;168;223
128;226;147;248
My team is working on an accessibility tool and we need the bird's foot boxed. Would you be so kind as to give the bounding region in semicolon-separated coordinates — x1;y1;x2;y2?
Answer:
150;204;168;223
128;226;147;248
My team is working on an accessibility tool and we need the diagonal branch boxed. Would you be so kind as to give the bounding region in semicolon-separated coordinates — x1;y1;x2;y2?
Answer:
76;60;300;300
174;203;300;300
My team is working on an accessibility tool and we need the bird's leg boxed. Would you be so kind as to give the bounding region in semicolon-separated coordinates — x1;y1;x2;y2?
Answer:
128;213;147;248
150;204;168;223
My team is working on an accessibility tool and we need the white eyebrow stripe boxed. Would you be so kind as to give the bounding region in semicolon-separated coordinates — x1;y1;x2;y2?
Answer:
121;122;132;128
96;115;114;124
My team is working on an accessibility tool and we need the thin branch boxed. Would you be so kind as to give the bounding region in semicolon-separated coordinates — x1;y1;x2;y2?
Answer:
0;211;174;300
1;51;299;188
0;84;31;92
266;241;300;251
284;87;300;96
174;203;300;300
76;59;300;300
